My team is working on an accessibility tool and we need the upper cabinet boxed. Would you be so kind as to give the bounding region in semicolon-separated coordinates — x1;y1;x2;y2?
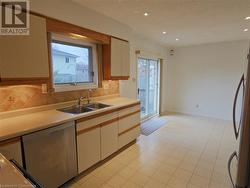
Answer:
0;14;50;85
103;37;130;80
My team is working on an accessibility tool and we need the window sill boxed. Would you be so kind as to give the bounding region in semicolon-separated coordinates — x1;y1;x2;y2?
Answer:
54;83;98;92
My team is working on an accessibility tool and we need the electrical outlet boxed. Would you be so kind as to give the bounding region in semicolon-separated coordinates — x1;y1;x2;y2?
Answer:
42;84;48;94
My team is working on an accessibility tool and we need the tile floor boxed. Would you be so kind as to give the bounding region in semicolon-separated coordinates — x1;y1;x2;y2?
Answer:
67;113;237;188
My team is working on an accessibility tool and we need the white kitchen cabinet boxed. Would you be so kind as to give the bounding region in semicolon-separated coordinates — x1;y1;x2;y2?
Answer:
77;126;100;173
0;14;49;85
118;126;140;149
103;37;130;80
76;111;118;172
101;121;118;159
0;138;23;166
118;105;141;149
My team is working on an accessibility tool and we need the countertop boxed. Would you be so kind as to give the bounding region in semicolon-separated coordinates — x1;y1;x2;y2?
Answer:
0;97;139;142
0;153;34;187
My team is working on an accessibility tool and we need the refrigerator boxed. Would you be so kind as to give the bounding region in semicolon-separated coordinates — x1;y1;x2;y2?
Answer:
228;46;250;188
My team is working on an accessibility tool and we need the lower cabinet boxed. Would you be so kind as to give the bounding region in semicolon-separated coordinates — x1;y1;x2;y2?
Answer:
77;126;101;173
76;103;141;174
0;137;23;166
118;105;141;149
101;120;118;159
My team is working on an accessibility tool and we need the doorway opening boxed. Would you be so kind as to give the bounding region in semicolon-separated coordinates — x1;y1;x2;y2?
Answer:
137;58;160;120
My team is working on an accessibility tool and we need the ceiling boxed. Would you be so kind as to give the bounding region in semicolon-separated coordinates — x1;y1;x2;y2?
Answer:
72;0;250;46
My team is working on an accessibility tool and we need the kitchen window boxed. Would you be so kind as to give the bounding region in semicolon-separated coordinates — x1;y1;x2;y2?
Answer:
51;33;98;92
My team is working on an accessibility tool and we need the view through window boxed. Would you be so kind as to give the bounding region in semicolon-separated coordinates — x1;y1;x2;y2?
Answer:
52;41;93;85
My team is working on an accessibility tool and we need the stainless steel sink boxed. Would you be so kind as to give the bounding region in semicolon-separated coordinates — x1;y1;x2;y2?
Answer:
58;103;110;114
85;103;110;110
58;105;93;114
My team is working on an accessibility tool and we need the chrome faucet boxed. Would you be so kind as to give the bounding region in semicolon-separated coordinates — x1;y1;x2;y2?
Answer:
77;89;92;106
77;96;86;107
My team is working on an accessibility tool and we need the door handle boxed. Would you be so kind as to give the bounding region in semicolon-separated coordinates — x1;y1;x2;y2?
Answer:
233;74;245;140
228;151;238;188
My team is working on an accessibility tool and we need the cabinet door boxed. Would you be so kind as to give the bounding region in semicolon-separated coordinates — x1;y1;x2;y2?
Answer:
0;138;23;166
0;14;49;82
77;127;100;173
111;37;123;76
101;121;118;159
121;40;130;77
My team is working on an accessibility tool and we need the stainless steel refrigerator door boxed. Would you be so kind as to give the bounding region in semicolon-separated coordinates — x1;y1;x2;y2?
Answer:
236;48;250;188
23;122;78;188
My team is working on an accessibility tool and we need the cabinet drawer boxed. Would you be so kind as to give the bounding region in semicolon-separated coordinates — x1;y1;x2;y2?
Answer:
77;112;118;132
118;125;140;149
118;112;140;133
119;105;140;117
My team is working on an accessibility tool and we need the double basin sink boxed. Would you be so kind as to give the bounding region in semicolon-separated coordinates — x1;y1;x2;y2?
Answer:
58;103;111;114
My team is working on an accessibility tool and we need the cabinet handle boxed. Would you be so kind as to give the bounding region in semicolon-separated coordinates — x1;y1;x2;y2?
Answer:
233;74;245;140
228;151;238;188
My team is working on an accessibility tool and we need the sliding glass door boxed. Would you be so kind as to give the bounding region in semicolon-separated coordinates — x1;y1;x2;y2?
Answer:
138;58;160;119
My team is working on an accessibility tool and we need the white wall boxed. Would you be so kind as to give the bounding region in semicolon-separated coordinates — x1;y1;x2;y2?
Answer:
119;34;167;100
163;40;249;120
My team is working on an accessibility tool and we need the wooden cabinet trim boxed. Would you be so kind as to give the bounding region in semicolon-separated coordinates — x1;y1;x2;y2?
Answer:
77;117;118;135
0;137;21;147
77;124;100;136
100;117;119;128
76;102;140;123
102;37;130;80
118;124;140;136
0;78;49;86
119;110;140;120
46;18;110;44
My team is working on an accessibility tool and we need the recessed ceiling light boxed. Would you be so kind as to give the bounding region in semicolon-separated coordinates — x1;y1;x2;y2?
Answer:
244;28;248;32
162;31;166;34
245;16;250;20
175;38;179;41
144;12;149;16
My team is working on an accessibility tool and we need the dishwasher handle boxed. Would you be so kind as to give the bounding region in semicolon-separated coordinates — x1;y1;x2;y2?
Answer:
10;159;43;188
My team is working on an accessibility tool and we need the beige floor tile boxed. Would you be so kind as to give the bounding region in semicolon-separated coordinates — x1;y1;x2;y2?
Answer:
129;172;149;186
144;179;166;188
79;176;105;188
189;174;210;188
106;175;126;188
167;176;189;188
121;181;142;188
151;169;172;184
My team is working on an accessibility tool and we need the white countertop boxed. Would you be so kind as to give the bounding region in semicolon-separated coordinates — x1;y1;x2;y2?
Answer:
0;153;34;187
0;97;139;142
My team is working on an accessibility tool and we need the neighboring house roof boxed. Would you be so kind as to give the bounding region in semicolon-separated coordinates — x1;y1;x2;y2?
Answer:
52;48;79;58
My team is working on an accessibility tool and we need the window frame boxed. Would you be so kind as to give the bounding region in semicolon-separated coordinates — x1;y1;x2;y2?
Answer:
50;33;98;92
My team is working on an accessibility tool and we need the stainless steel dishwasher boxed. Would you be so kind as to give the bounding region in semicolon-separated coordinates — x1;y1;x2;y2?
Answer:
22;121;78;188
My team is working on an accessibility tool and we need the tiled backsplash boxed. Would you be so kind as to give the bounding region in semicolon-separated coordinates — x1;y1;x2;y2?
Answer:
0;80;119;112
